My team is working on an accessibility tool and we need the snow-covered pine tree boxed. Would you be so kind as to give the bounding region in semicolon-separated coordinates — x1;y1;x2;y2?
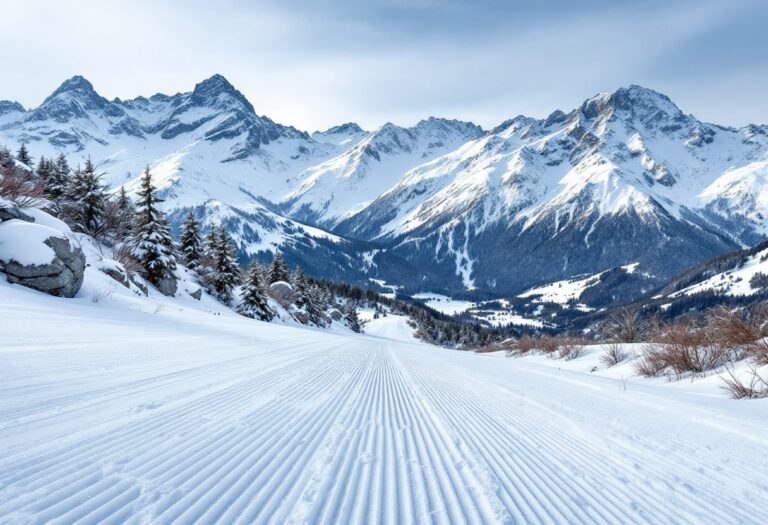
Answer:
268;252;290;284
343;300;362;333
237;261;275;321
62;158;109;236
307;285;327;326
130;166;177;295
110;186;135;242
47;153;70;204
16;144;32;166
36;156;52;185
179;212;203;270
292;266;308;306
208;224;241;304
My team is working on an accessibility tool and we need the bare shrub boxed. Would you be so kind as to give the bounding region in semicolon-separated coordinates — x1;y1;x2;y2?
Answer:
706;306;760;356
635;320;732;379
507;335;539;356
721;365;768;399
91;286;116;303
557;337;585;361
746;339;768;366
601;343;627;367
113;244;143;274
538;335;560;355
0;166;45;207
635;343;668;377
608;308;645;343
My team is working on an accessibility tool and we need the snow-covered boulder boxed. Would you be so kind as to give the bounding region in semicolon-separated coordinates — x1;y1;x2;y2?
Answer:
268;281;295;306
328;308;343;321
0;220;85;297
0;198;34;223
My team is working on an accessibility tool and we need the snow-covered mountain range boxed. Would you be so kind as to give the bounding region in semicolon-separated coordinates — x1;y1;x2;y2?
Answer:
2;76;767;299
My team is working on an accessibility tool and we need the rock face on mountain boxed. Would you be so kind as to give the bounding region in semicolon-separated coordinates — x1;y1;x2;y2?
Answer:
0;202;85;297
336;85;768;294
282;118;483;228
1;78;767;300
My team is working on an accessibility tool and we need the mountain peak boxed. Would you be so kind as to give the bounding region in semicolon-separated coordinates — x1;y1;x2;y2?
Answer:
50;75;97;98
191;74;254;113
320;122;364;135
578;84;684;125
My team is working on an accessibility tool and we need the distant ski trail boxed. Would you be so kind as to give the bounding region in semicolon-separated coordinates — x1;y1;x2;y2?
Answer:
2;317;768;524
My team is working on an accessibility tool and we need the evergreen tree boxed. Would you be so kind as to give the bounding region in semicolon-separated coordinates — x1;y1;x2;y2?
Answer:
111;186;135;242
62;158;109;236
344;300;362;333
268;252;290;284
16;143;32;166
43;153;71;204
292;266;309;306
36;156;53;184
130;167;177;292
306;285;326;326
238;261;275;321
208;224;241;304
179;212;203;269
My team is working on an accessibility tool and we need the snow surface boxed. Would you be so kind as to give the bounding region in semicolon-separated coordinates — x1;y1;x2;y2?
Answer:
412;292;476;315
0;220;61;266
2;278;768;523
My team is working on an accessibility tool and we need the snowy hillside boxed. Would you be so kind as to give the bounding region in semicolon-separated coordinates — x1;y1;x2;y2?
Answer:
281;118;483;227
3;274;768;523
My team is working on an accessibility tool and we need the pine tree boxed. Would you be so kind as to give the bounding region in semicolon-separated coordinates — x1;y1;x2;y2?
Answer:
238;261;275;321
292;266;309;306
344;300;362;333
268;252;290;284
130;167;177;293
16;143;32;167
36;156;53;185
111;186;135;242
306;285;326;326
62;158;109;236
47;153;71;203
208;224;241;304
179;211;203;269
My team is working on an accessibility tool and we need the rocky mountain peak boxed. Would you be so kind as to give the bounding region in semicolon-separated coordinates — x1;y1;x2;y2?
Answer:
190;74;254;113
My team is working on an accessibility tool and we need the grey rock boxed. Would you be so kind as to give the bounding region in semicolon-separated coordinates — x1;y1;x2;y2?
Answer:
156;274;178;296
3;234;85;297
100;266;129;288
0;201;34;223
189;287;202;300
328;308;343;321
268;281;294;303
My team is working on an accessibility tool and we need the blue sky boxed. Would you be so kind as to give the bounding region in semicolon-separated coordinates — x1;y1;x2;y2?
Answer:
1;0;766;131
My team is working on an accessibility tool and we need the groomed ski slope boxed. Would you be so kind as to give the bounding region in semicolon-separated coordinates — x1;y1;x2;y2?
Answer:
2;286;768;524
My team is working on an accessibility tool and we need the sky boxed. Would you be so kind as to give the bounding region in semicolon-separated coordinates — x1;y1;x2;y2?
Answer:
1;0;766;132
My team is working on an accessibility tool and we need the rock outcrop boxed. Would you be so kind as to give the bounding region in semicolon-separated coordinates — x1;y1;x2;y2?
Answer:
0;201;85;298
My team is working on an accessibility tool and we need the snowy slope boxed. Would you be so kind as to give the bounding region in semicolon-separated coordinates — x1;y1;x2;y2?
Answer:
281;118;483;227
2;286;768;523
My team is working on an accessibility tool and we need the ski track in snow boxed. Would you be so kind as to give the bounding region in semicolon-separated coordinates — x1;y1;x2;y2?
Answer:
2;312;768;524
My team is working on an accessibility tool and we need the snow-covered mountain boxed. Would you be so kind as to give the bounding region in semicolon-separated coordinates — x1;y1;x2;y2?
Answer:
281;118;483;227
336;86;768;294
2;78;768;300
